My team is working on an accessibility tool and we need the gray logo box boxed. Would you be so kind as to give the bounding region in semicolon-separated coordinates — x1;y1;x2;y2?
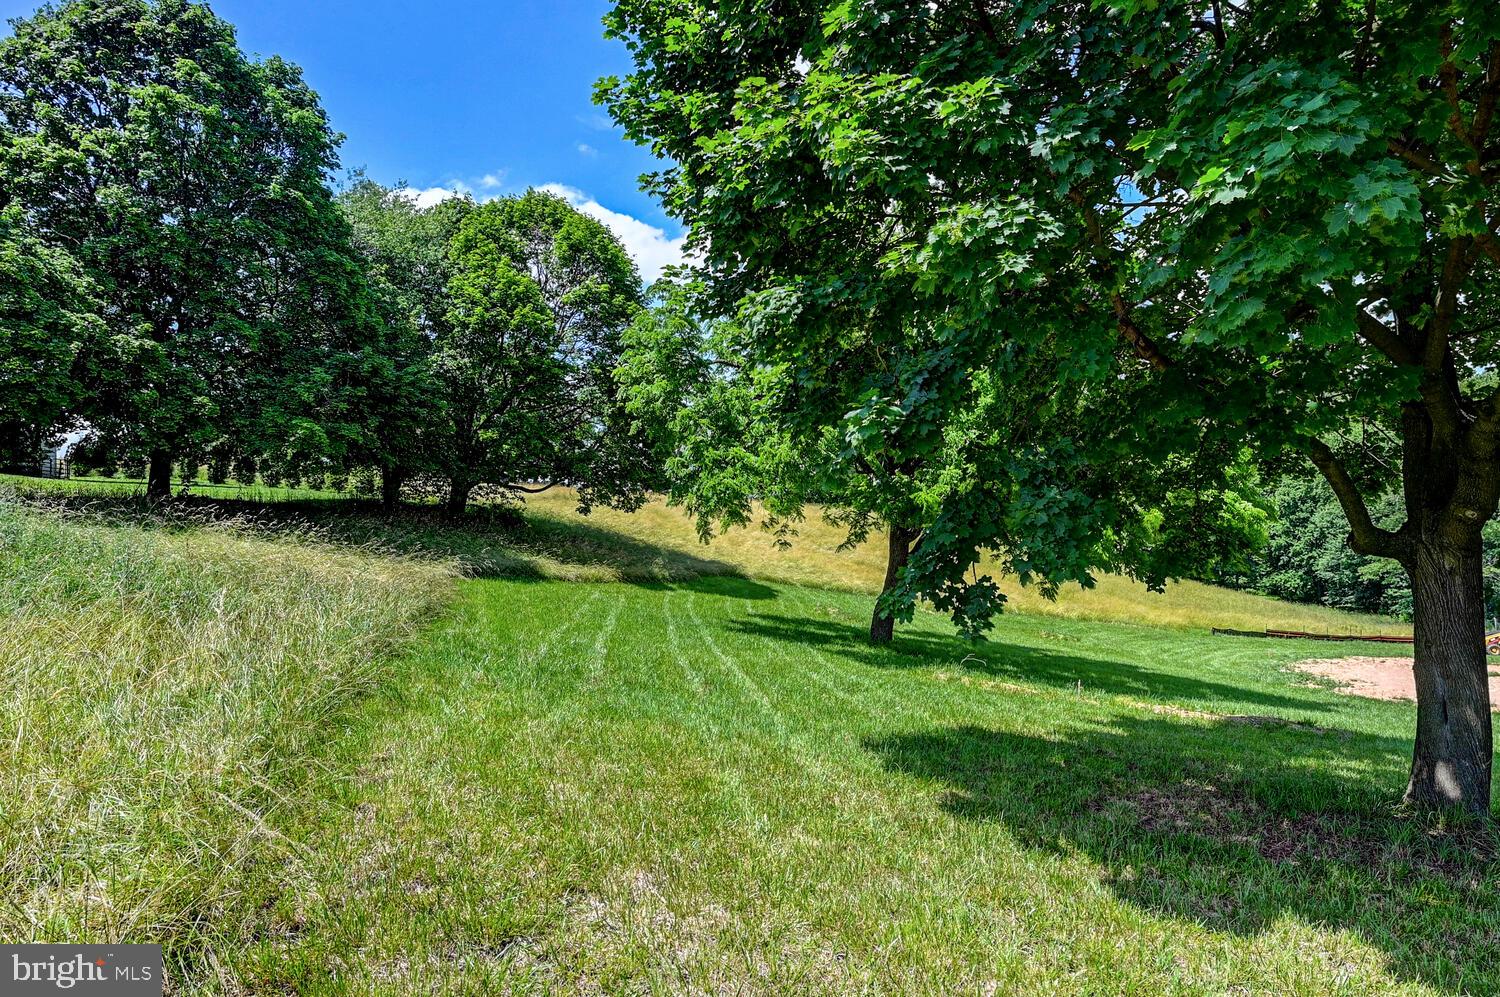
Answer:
0;946;161;995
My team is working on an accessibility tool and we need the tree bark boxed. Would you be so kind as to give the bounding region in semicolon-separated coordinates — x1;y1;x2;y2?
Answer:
1310;391;1499;814
381;464;403;512
445;479;472;520
870;524;916;645
1405;539;1493;813
145;451;173;503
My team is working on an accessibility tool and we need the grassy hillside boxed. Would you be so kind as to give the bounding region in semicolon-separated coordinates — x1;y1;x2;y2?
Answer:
3;473;1410;635
521;487;1409;635
6;477;1468;994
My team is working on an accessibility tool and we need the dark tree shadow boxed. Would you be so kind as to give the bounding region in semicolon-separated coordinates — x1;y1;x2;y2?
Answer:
726;613;1331;712
866;716;1499;993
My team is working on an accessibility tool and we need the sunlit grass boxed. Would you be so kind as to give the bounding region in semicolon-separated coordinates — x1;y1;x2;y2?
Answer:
9;471;350;503
1;475;1478;994
0;492;454;968
233;577;1485;996
6;472;1409;634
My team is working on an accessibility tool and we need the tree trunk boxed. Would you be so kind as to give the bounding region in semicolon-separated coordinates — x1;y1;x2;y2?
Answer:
145;451;173;503
381;464;403;512
445;480;472;520
1405;539;1493;814
870;524;916;645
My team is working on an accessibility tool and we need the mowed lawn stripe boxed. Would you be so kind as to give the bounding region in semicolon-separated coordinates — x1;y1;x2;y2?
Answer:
660;585;707;698
226;575;1496;996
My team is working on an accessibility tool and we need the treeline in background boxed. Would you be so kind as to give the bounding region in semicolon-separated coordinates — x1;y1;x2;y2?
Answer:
1211;475;1500;623
0;1;656;520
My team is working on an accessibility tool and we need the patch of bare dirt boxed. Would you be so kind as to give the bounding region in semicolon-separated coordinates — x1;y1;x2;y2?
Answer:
1122;699;1339;734
1292;656;1500;710
1098;779;1495;876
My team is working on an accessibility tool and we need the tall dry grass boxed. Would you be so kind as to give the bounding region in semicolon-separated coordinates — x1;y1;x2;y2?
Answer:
0;495;454;962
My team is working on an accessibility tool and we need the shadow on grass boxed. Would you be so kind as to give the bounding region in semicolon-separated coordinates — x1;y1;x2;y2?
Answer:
726;612;1329;712
866;716;1498;992
5;488;776;594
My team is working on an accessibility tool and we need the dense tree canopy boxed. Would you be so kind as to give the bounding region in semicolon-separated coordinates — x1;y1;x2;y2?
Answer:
338;178;473;506
422;189;656;517
601;2;1500;811
0;0;372;498
486;190;656;515
0;207;102;464
1215;473;1500;624
432;203;566;516
1232;476;1411;617
0;6;658;519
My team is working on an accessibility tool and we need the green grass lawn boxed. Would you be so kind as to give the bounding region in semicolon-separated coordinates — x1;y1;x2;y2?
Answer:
227;577;1492;996
2;479;1493;994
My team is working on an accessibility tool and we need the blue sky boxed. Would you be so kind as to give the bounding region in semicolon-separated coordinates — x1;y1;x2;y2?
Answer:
0;0;687;278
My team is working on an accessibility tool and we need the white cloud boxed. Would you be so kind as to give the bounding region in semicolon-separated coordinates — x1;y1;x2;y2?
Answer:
394;183;470;209
576;143;598;158
576;111;616;131
479;172;506;190
539;183;688;283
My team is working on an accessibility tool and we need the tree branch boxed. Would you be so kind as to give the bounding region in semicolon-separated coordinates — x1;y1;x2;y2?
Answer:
1355;305;1420;365
1440;23;1476;152
1109;291;1173;371
1468;391;1500;499
1192;14;1226;50
1356;0;1377;79
1430;238;1474;370
1398;402;1432;536
1386;139;1451;178
1068;189;1173;371
1471;40;1500;152
970;1;1000;45
1477;231;1500;267
1413;238;1474;442
1304;437;1408;560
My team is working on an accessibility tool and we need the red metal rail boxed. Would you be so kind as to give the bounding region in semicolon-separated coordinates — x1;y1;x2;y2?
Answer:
1213;628;1500;654
1211;627;1412;644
